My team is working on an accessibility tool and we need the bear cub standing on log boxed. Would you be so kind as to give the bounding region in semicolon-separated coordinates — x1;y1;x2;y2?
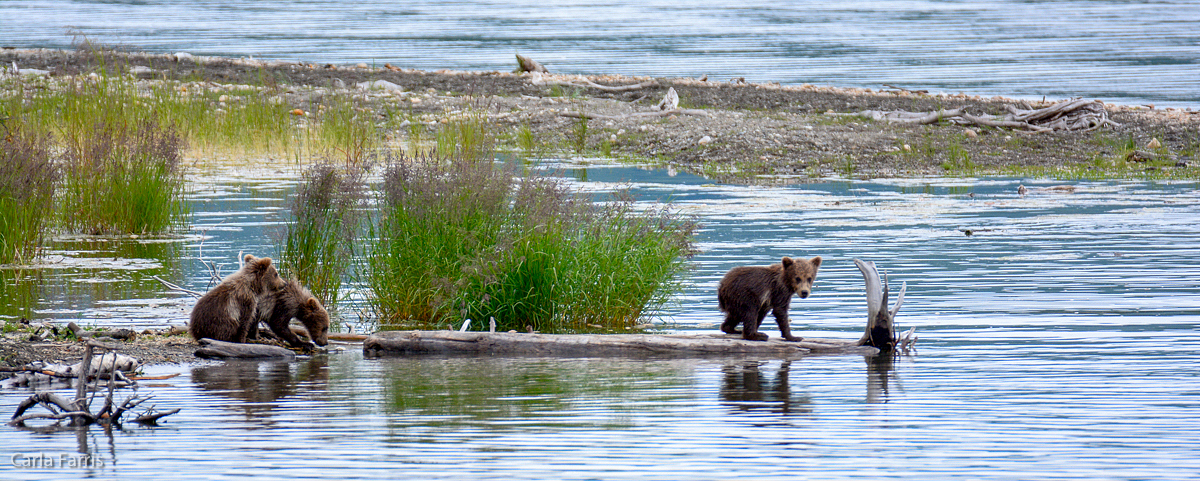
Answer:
718;256;821;342
189;254;329;349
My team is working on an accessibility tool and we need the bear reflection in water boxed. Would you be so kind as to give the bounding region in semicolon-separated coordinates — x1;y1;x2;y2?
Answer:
719;360;813;416
191;357;329;421
720;355;901;416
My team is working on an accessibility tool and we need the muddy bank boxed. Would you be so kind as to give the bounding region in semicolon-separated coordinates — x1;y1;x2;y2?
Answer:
0;330;197;370
4;47;1198;180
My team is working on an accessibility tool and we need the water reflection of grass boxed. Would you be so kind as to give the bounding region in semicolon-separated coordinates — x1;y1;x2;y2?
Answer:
382;358;692;425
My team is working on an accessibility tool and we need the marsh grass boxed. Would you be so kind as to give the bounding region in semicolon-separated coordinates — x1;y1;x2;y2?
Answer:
278;162;368;307
0;125;58;264
310;96;380;165
368;154;696;332
435;112;493;161
59;120;187;235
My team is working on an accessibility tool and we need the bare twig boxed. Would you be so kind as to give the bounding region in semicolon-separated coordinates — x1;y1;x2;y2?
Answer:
153;275;204;297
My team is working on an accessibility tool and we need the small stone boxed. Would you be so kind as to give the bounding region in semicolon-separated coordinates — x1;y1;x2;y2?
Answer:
172;52;193;62
218;95;228;102
698;135;713;145
290;109;306;116
1147;137;1162;149
609;134;618;142
964;129;978;138
902;144;912;152
356;62;370;69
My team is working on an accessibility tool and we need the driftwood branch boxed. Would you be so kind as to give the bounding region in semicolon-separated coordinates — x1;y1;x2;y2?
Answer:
515;54;549;73
560;109;708;121
7;342;178;427
153;275;203;298
829;99;1118;132
529;71;658;92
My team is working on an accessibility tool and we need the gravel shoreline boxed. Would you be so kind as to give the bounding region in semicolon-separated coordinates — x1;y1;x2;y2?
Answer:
4;47;1198;181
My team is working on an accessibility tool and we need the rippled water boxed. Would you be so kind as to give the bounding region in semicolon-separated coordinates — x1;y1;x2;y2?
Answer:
3;0;1198;107
3;164;1200;479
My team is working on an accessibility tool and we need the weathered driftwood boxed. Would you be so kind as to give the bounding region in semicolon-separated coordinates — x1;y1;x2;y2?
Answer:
561;86;706;121
364;330;878;358
7;341;178;427
561;109;708;121
854;259;906;350
515;54;549;73
194;338;296;359
1;342;140;389
529;71;658;92
829;98;1118;132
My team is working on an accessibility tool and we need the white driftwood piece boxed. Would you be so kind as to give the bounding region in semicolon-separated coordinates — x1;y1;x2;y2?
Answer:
854;258;905;349
828;98;1119;132
657;87;680;110
529;71;658;92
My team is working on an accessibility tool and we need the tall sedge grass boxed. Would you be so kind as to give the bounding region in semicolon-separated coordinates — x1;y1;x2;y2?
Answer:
59;120;187;235
0;125;58;264
368;154;697;332
278;162;367;307
435;112;493;161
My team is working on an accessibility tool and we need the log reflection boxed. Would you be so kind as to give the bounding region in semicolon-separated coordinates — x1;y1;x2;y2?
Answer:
719;360;812;416
191;357;329;421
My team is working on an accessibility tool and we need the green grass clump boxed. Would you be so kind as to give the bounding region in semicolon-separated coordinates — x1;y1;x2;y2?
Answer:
0;125;58;264
58;120;188;235
278;163;367;308
435;113;493;161
368;154;697;332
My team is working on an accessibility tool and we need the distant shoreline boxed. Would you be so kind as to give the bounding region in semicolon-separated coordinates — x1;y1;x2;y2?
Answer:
3;47;1198;180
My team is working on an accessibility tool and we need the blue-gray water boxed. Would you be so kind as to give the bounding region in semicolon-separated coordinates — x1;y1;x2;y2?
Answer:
2;165;1200;479
2;0;1198;107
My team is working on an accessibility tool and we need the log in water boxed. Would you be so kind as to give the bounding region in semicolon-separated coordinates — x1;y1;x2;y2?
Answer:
363;330;879;358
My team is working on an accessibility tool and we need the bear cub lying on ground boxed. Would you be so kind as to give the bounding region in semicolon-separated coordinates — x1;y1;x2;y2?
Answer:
718;256;821;342
189;254;330;349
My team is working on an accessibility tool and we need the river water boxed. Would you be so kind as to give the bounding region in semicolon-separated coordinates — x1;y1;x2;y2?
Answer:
2;0;1198;107
2;163;1200;479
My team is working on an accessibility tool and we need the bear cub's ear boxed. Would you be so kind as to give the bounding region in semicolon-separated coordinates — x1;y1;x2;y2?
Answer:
809;256;821;268
306;297;321;309
781;257;794;268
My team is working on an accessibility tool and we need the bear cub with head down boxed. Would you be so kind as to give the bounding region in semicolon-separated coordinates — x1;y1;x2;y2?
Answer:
718;256;821;342
248;278;330;349
190;254;287;345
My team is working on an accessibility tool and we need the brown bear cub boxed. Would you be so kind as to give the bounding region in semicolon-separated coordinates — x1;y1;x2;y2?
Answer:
189;254;287;345
718;256;821;342
248;278;330;349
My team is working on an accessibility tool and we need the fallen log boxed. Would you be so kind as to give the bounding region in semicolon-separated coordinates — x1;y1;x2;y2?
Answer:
828;98;1118;132
364;330;878;358
560;109;708;121
194;338;296;359
529;71;658;92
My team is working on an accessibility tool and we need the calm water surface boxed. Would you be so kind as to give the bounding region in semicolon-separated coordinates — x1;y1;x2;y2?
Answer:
2;0;1198;107
1;164;1199;479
